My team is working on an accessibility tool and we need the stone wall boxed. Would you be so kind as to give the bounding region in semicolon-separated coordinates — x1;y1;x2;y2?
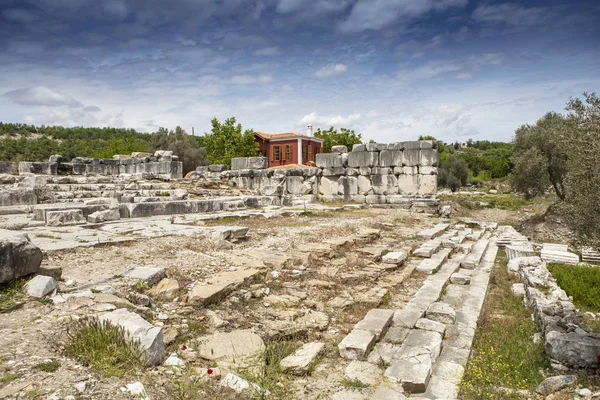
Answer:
16;152;183;179
189;141;439;207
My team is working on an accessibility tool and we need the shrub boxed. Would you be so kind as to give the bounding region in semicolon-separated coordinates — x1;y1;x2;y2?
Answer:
548;264;600;311
65;317;145;377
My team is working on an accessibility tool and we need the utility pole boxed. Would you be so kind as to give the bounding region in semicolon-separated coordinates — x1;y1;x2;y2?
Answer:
192;127;195;136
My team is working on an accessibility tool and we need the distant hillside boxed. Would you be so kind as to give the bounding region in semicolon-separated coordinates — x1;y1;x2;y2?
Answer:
0;122;207;174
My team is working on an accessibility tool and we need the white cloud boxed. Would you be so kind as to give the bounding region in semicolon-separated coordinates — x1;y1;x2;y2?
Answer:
253;46;280;56
298;111;362;127
229;74;273;84
176;36;197;46
338;0;468;33
473;3;554;26
313;63;347;78
4;86;83;108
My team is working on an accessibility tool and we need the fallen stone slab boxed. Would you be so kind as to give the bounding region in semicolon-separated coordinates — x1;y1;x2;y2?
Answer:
392;309;423;328
382;251;407;265
384;353;432;393
339;329;377;360
188;267;261;306
417;223;449;240
99;308;164;366
545;330;600;368
124;266;166;287
25;275;57;298
460;238;489;269
46;209;86;226
540;249;580;265
415;318;446;335
536;375;576;396
426;302;456;324
147;278;179;300
354;309;394;340
0;232;43;284
416;249;450;274
197;329;265;364
220;373;263;395
87;207;120;223
382;327;410;344
396;329;443;363
280;342;324;374
412;240;442;258
450;272;471;285
511;283;525;298
38;265;62;280
344;360;382;385
367;342;401;364
581;247;600;264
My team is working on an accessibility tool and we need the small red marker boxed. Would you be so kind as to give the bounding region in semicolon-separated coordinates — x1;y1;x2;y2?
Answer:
181;345;187;351
207;368;214;375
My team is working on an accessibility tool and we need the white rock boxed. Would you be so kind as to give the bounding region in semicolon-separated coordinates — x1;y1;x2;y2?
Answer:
280;342;324;374
578;388;592;398
220;373;263;394
164;352;185;368
125;382;147;398
124;266;166;286
25;275;57;298
73;381;87;393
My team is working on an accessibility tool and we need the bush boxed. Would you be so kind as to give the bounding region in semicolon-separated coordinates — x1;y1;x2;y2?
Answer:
438;155;469;192
65;317;145;377
548;264;600;311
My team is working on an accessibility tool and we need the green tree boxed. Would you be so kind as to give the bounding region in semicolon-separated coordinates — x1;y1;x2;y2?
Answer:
314;127;362;153
151;126;208;174
203;117;258;167
511;112;568;200
438;155;469;192
561;92;600;248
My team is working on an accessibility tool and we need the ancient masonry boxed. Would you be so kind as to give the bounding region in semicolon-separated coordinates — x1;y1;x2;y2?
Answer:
193;140;439;209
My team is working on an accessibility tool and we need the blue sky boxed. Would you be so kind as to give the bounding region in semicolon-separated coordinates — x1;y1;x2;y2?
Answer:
0;0;598;143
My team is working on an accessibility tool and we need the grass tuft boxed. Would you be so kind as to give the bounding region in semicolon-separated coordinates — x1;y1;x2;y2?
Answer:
342;378;370;390
65;317;145;377
0;277;27;312
460;249;549;399
34;359;60;373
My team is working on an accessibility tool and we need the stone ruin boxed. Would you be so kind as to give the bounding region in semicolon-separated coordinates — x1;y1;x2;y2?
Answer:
190;140;439;210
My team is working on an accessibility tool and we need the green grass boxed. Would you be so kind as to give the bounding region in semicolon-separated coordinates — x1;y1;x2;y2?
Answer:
0;373;22;384
241;339;300;400
0;277;27;312
65;317;145;377
34;360;60;373
439;193;538;211
460;249;549;399
342;378;370;390
548;264;600;311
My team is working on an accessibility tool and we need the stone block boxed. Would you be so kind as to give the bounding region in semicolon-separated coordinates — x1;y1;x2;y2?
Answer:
371;167;392;175
99;308;164;366
418;174;437;195
248;157;267;169
412;240;442;258
371;383;406;399
338;176;358;197
536;375;576;396
382;251;407;265
379;150;403;167
124;266;166;287
280;342;325;375
348;151;379;168
38;266;62;280
545;331;600;368
402;149;420;167
384;354;432;393
419;166;437;175
344;360;382;385
286;176;306;195
420;149;438;166
352;144;366;152
511;283;525;298
397;174;420;195
147;278;180;300
357;175;371;195
338;329;377;360
87;207;120;223
46;209;86;226
382;326;410;344
331;145;348;154
371;174;398;195
367;342;401;364
366;143;387;151
358;167;371;175
198;329;265;363
0;233;42;284
415;318;446;335
316;153;343;168
322;167;346;176
426;302;456;324
231;157;248;170
354;309;394;340
366;194;386;204
25;275;57;298
450;272;471;285
0;187;37;206
319;176;339;196
392;309;423;328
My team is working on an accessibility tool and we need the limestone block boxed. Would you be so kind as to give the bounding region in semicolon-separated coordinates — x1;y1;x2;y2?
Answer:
371;167;392;175
319;176;339;196
366;194;386;204
352;144;366;152
322;167;346;176
358;167;371;175
350;195;366;203
397;329;443;362
545;331;600;368
511;283;525;298
379;150;403;167
331;145;348;154
46;209;86;226
124;266;166;287
338;176;358;196
357;175;371;195
87;207;120;223
348;151;379;168
345;167;359;176
365;143;387;151
231;157;248;170
354;309;394;340
415;318;446;335
418;174;437;195
0;188;37;206
420;149;438;167
316;153;343;168
398;174;420;195
392;309;423;328
286;176;306;195
147;278;180;300
382;251;407;265
99;308;164;366
189;282;233;305
248;157;267;169
395;166;418;175
198;330;265;363
384;354;432;393
450;272;471;285
280;342;325;374
386;196;413;206
0;233;42;284
338;329;377;360
344;360;382;385
25;275;57;298
382;327;410;344
371;174;398;195
402;149;420;167
419;166;437;175
426;302;456;324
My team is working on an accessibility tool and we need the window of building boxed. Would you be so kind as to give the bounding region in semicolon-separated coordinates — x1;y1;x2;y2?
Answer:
285;145;292;161
302;145;308;163
273;146;281;161
262;150;267;157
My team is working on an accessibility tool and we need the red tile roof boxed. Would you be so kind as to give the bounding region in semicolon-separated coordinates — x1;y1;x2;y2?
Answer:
255;131;318;140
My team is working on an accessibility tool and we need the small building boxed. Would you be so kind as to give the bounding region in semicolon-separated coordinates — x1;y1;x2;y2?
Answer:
255;124;324;168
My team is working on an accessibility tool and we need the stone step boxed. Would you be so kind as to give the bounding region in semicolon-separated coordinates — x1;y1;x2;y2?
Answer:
417;223;450;240
540;249;580;265
582;247;600;264
416;249;451;274
460;236;490;269
413;239;442;258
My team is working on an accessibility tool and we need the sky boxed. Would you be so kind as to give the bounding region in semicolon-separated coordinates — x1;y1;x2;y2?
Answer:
0;0;598;143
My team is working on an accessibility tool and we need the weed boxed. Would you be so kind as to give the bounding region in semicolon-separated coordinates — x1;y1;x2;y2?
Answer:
34;359;60;373
342;378;370;390
376;357;390;370
0;373;22;384
135;281;150;292
25;389;41;398
460;249;549;399
65;317;145;377
90;288;100;294
0;277;27;312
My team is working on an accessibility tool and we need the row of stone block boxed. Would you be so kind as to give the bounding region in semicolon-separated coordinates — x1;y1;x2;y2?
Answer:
319;174;437;197
316;148;438;169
